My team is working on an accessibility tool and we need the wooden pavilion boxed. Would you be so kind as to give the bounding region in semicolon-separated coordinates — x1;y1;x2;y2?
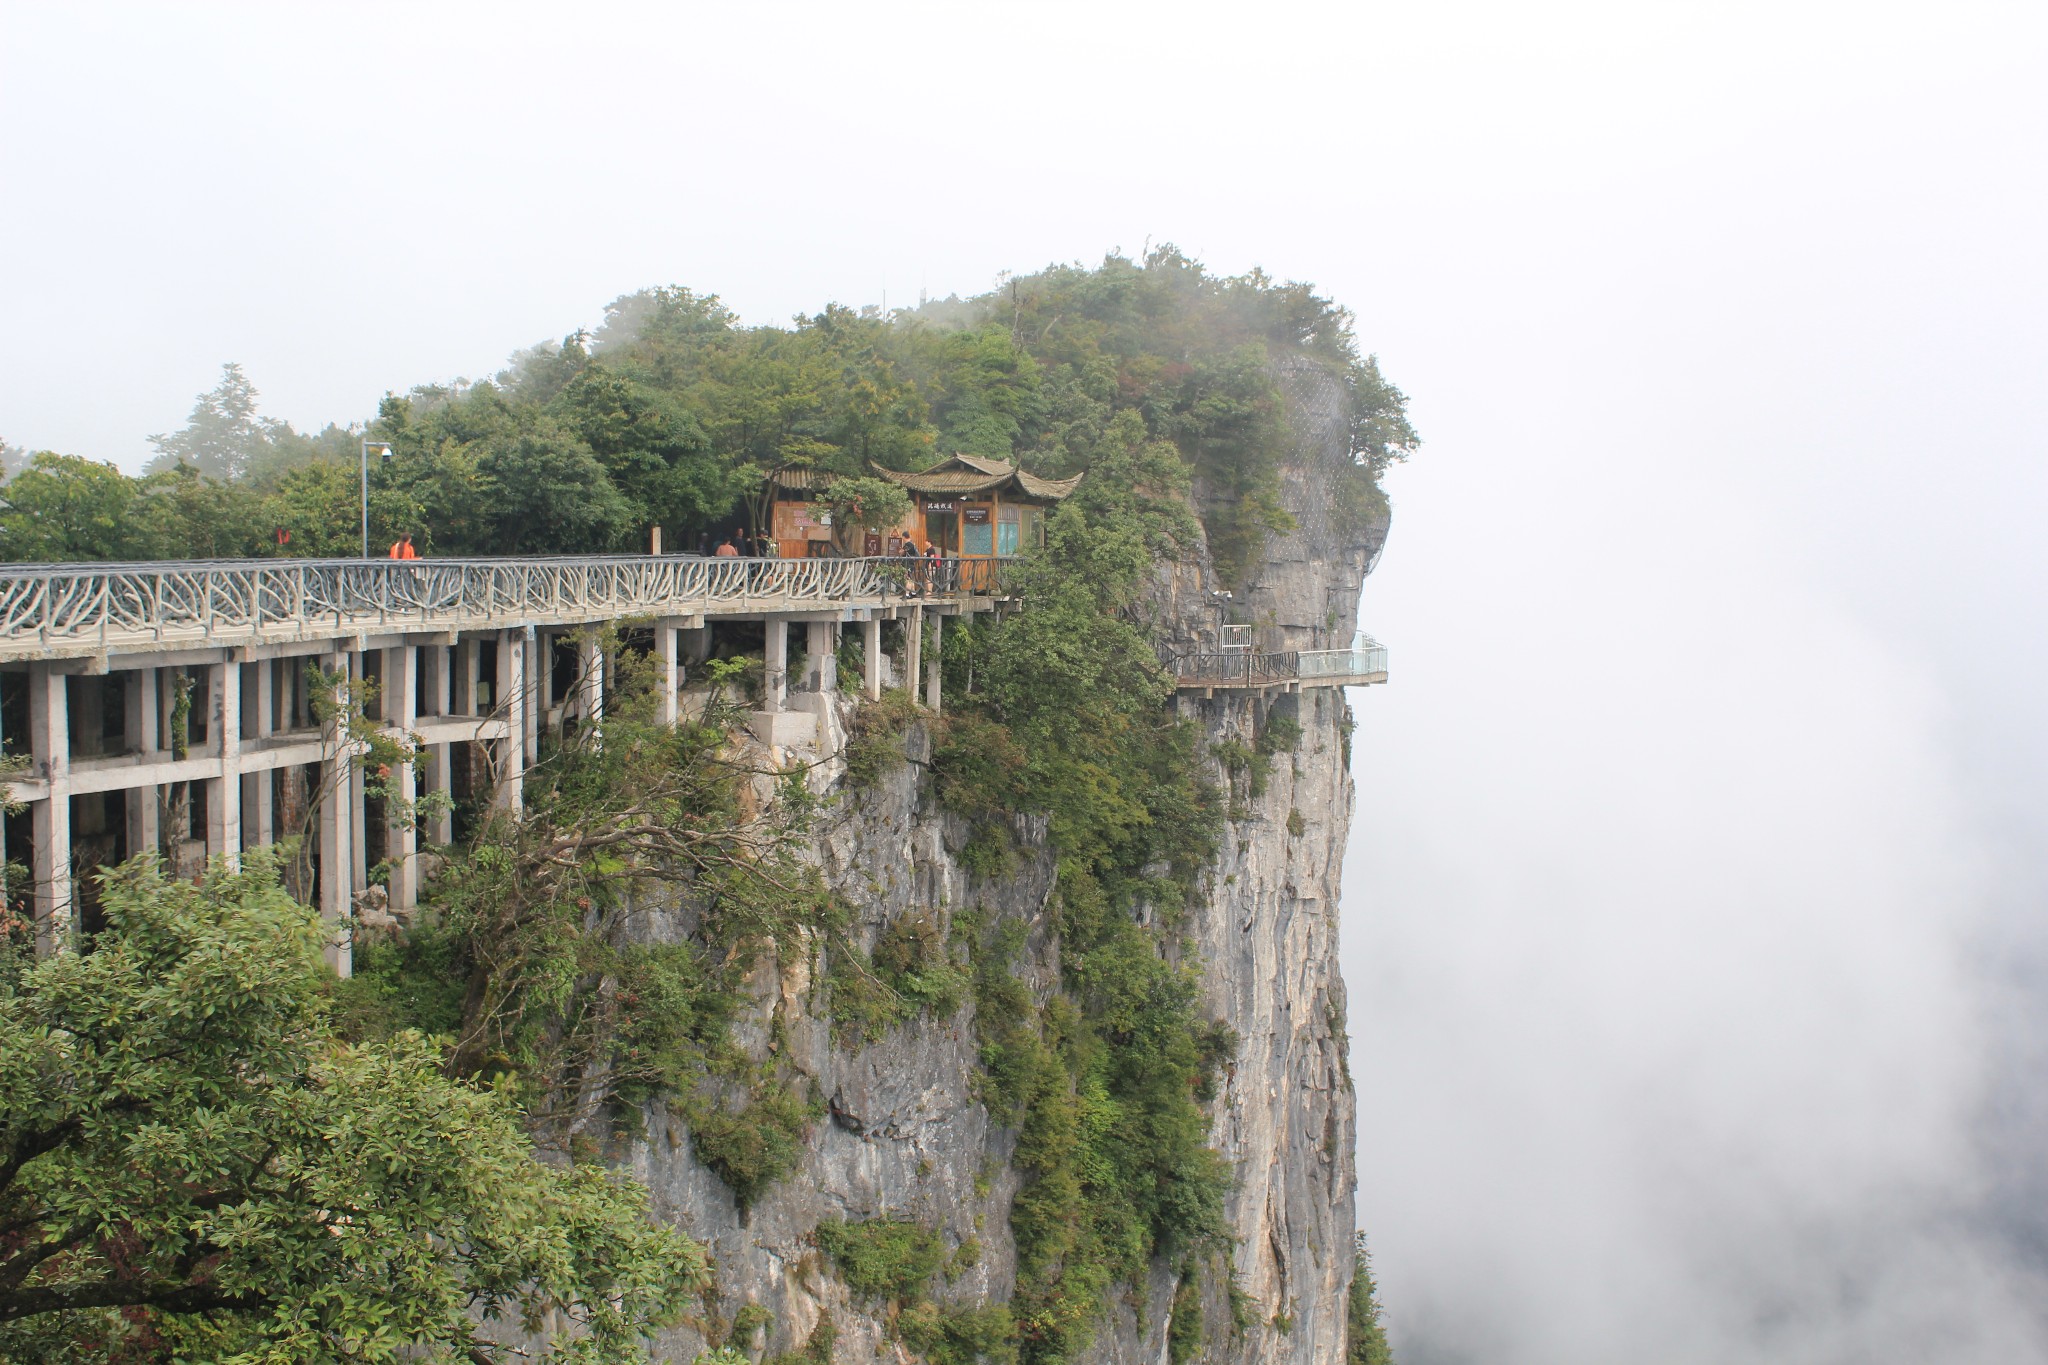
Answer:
766;455;1082;559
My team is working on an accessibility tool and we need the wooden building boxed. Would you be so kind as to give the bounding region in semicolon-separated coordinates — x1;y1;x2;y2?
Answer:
766;455;1082;559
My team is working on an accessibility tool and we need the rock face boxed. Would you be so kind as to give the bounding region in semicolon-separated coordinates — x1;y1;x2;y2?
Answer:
626;359;1376;1365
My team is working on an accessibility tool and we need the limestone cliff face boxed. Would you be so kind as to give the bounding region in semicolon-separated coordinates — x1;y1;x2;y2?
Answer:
623;358;1375;1365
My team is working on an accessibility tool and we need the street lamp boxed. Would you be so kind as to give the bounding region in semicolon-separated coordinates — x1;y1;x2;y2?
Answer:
360;440;393;558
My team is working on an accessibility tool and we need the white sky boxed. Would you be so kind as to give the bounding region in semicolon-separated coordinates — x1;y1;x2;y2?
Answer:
6;3;2047;1361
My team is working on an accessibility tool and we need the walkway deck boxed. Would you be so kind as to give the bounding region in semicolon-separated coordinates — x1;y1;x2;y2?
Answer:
1171;635;1389;693
0;554;1014;664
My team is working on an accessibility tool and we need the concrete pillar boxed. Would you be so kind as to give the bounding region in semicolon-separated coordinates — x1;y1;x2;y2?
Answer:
497;629;527;811
924;613;943;713
904;606;924;704
385;644;418;911
455;638;479;716
246;661;275;849
421;644;447;719
29;664;71;955
864;617;883;700
127;667;160;858
806;620;836;693
206;661;241;868
682;625;713;666
522;630;541;759
577;631;604;746
657;619;681;728
318;648;354;976
763;618;788;713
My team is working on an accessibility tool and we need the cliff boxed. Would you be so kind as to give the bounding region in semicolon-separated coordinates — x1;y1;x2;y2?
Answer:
595;357;1377;1365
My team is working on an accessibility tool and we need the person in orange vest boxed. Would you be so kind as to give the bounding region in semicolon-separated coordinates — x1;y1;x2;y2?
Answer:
388;533;419;560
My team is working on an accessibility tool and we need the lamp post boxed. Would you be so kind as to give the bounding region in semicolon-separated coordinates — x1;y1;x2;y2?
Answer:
360;440;393;558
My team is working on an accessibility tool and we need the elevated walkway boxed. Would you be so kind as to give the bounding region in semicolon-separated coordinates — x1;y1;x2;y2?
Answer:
1171;634;1389;694
0;553;1013;966
0;554;1014;664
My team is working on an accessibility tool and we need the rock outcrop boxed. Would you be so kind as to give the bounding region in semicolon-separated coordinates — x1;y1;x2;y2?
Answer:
619;358;1376;1364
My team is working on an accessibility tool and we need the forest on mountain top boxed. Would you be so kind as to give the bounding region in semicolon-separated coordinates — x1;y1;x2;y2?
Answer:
0;248;1414;584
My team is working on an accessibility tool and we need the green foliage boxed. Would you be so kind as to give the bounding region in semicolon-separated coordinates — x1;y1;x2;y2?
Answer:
343;639;828;1208
1168;1271;1205;1364
843;688;919;790
0;453;143;561
815;1218;947;1304
729;1301;772;1345
1347;1232;1395;1365
145;362;284;480
0;853;704;1362
900;1302;1019;1365
682;1081;822;1208
764;1313;837;1365
827;910;969;1047
820;473;912;533
11;251;1412;572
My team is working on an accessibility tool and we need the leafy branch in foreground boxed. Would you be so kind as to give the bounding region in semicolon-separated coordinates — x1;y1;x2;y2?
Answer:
0;852;704;1363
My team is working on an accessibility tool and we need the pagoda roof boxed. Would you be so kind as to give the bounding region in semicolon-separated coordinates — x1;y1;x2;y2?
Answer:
869;453;1083;501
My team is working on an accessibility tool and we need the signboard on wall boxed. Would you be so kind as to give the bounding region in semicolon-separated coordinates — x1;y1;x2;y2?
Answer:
925;500;957;513
963;507;990;524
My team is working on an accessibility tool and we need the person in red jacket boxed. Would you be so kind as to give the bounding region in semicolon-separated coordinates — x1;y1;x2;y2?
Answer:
387;533;419;560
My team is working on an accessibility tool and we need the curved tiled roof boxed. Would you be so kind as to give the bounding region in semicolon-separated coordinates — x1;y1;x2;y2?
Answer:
867;455;1082;501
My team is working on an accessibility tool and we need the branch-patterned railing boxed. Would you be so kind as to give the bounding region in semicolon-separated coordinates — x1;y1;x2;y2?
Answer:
0;555;1021;658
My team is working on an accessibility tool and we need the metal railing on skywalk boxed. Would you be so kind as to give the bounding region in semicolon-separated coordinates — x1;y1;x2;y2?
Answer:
0;553;1022;661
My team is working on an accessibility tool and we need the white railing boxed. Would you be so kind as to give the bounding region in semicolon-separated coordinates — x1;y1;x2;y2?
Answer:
1296;633;1388;682
1172;632;1387;689
0;554;1020;659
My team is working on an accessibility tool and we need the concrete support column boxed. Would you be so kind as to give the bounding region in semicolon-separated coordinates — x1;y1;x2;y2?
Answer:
924;613;943;713
385;644;418;911
806;620;837;693
246;661;275;848
904;606;924;704
29;664;71;955
206;661;241;868
578;631;604;741
763;618;788;713
421;644;446;719
682;625;713;666
522;630;542;759
864;617;883;700
423;744;452;847
455;638;479;716
127;667;159;858
317;648;354;976
496;629;527;812
657;619;681;728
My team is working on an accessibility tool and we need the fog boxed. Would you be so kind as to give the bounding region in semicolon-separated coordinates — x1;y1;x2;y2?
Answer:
5;3;2045;1360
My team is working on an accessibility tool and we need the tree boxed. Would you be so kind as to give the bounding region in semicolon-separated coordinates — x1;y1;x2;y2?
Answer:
1347;1232;1394;1365
0;439;23;483
134;464;269;559
0;453;144;562
147;363;286;481
818;475;911;554
0;854;706;1362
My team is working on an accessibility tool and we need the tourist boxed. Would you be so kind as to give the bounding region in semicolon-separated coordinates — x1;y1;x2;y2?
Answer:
387;533;419;560
714;533;739;557
897;536;922;596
